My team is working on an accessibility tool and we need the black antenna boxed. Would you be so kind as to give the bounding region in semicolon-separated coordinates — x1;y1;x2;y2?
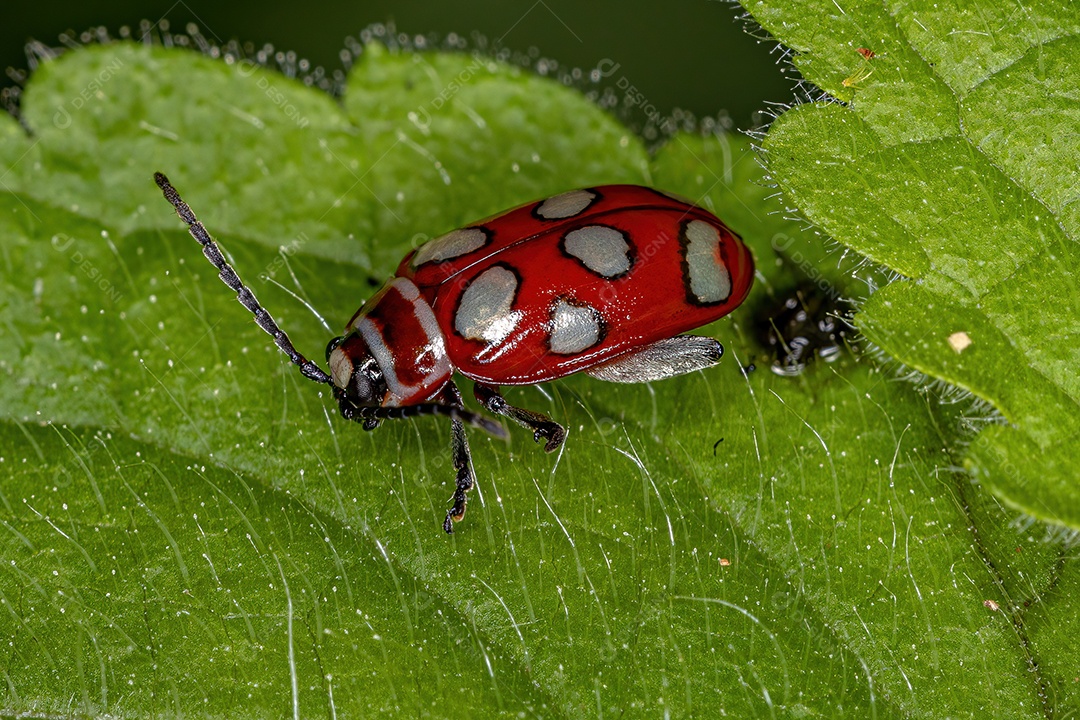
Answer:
154;172;332;386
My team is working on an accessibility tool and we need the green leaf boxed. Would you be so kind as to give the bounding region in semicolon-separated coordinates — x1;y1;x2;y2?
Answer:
749;0;1080;531
0;39;1071;716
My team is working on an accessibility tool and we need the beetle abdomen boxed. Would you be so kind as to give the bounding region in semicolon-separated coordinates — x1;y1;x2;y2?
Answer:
400;187;753;385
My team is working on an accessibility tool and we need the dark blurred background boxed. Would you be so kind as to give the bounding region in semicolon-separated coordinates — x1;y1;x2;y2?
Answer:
2;0;792;131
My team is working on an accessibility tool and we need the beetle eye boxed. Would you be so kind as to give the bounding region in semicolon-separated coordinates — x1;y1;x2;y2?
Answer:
349;356;385;405
351;371;373;402
325;336;344;362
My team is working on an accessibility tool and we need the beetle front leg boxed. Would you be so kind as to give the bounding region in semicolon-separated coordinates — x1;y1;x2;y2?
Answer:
474;383;566;453
334;388;382;431
443;382;477;534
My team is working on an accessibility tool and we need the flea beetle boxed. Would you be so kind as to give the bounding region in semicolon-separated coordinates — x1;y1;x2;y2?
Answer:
155;174;754;533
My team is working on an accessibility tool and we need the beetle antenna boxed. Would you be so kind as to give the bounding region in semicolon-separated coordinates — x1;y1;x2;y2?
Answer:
154;172;332;386
263;274;334;334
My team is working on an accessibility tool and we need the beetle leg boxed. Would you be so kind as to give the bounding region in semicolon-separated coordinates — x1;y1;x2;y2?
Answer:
336;381;482;534
442;382;476;534
334;386;504;436
334;387;380;429
474;383;566;453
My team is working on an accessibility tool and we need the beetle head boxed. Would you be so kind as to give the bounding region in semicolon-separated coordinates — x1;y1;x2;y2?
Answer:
326;333;388;407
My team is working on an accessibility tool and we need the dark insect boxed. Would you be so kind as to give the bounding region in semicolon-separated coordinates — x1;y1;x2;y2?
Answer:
755;282;852;376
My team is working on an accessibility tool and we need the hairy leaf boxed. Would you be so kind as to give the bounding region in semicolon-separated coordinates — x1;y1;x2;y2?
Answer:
0;38;1069;717
750;0;1080;533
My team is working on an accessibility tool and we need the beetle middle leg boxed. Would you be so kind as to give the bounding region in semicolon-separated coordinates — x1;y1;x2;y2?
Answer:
474;382;566;452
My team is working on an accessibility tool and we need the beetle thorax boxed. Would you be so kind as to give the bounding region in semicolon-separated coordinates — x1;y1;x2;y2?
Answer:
327;277;452;407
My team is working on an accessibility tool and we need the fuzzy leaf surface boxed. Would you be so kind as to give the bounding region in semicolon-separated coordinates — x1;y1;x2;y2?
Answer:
0;40;1068;717
750;0;1080;532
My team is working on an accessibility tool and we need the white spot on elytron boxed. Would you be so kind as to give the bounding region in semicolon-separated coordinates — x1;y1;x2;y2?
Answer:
535;189;597;220
563;225;632;277
328;347;352;389
412;227;487;267
455;266;521;344
684;220;731;304
549;298;601;354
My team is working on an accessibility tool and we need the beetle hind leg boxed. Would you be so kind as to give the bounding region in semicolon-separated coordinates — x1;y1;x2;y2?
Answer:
474;383;566;453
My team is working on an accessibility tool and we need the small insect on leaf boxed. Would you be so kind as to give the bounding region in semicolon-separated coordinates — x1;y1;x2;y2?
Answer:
754;281;854;377
843;47;877;88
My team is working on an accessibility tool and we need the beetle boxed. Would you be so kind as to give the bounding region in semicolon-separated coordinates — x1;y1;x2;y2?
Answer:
154;174;754;533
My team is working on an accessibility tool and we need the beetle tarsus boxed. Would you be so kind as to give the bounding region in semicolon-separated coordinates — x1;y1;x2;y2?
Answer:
445;466;472;534
474;383;567;453
534;424;567;453
444;485;470;534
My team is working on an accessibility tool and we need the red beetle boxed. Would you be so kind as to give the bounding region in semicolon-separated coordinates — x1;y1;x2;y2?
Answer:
155;176;754;533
